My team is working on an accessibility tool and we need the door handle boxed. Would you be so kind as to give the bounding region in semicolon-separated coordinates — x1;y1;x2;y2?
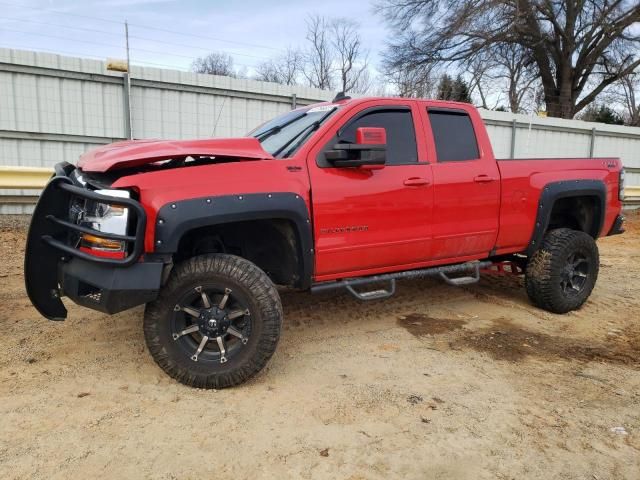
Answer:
474;174;496;183
403;177;430;186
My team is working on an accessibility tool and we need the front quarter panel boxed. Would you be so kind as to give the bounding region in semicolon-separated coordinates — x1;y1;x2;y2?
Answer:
111;158;312;253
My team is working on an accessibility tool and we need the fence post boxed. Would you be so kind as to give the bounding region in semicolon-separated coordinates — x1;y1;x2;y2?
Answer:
589;127;596;158
510;119;517;158
291;93;297;110
123;73;133;140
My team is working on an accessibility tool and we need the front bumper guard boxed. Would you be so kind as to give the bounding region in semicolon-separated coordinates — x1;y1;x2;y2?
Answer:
24;169;156;320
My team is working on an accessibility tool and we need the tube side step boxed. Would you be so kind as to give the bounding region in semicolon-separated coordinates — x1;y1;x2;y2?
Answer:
311;260;491;300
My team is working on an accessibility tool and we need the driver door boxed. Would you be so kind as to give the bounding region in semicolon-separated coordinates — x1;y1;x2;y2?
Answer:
307;101;434;280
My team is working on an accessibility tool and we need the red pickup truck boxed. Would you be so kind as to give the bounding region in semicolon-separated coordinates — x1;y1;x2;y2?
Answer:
25;94;625;388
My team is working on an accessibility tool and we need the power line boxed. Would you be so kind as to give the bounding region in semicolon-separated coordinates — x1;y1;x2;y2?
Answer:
127;35;271;61
1;27;126;51
0;15;123;37
0;27;260;69
0;43;190;71
129;47;257;67
132;59;192;71
126;23;283;53
0;1;285;53
0;43;110;62
0;15;278;61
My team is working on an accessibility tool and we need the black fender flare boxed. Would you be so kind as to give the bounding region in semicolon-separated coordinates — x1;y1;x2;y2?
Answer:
153;192;313;288
527;179;606;256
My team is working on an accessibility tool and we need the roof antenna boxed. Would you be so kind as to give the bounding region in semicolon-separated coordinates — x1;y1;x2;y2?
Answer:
332;91;351;103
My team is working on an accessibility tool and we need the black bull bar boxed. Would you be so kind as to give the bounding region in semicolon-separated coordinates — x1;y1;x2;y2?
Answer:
24;171;147;320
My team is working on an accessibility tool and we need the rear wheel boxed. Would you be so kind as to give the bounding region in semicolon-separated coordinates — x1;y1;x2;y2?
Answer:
525;228;599;314
144;254;282;388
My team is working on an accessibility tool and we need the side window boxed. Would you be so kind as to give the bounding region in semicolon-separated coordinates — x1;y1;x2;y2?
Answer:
428;109;479;162
338;109;418;165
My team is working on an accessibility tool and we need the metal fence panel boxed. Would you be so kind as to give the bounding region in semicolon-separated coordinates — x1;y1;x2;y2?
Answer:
481;109;640;187
2;48;640;214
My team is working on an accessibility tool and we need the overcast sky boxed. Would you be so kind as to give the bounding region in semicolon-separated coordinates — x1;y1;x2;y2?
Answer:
0;0;388;75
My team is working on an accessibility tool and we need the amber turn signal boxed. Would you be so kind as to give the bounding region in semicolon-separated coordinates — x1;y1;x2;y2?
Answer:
80;233;125;251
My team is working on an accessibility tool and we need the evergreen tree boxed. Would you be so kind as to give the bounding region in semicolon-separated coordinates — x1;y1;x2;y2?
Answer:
436;74;454;100
453;74;472;103
580;104;624;125
436;74;472;102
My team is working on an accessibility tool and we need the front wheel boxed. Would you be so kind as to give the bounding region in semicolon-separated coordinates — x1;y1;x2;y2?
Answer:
144;254;282;388
525;228;599;314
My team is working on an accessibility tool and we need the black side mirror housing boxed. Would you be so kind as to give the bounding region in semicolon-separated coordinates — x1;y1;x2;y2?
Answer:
325;144;386;168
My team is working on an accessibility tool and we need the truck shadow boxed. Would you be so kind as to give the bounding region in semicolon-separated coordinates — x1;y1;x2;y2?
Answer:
280;274;640;367
465;318;639;365
280;273;530;328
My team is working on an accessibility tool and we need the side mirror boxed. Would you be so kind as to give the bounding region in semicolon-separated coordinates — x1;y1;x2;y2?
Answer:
325;127;387;168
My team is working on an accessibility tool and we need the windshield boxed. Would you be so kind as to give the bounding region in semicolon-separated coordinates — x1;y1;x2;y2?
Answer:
248;105;338;158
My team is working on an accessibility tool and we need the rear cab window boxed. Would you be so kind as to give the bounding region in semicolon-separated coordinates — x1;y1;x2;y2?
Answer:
427;108;479;162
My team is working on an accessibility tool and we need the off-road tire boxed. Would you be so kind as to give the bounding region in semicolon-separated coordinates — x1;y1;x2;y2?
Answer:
525;228;599;314
144;254;282;388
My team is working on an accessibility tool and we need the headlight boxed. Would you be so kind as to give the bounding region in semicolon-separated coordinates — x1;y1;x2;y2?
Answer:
619;169;625;201
74;189;130;258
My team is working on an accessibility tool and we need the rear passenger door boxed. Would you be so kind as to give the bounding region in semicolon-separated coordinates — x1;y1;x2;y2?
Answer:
308;101;433;279
422;105;501;260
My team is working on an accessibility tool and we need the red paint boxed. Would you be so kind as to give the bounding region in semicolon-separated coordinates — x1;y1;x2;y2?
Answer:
78;137;273;172
79;246;126;259
418;102;501;260
78;97;623;283
356;127;386;145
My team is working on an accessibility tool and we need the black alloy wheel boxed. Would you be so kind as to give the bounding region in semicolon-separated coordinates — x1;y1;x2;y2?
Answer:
144;254;282;388
171;285;251;364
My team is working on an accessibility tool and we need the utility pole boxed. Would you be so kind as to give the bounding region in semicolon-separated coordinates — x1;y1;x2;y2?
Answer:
124;20;133;139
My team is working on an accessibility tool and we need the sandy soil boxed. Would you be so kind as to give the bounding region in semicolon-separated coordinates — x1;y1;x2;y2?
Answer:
0;213;639;479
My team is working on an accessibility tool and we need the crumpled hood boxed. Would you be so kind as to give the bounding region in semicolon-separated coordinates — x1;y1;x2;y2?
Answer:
77;137;273;172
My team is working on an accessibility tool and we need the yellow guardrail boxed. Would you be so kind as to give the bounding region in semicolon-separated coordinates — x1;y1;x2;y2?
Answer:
0;166;52;189
626;186;640;205
0;166;639;204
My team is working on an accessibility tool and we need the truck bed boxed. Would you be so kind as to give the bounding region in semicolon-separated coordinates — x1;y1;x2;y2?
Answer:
494;157;623;255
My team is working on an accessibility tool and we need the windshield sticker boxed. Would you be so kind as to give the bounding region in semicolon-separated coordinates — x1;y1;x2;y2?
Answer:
307;105;339;113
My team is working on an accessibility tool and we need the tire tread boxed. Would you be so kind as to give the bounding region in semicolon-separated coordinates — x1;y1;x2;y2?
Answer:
525;228;599;314
143;254;282;389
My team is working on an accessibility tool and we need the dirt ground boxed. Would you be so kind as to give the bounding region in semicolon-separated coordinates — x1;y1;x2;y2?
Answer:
1;213;639;480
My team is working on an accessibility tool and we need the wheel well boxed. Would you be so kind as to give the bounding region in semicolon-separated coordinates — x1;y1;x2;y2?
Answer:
547;195;601;238
174;219;305;287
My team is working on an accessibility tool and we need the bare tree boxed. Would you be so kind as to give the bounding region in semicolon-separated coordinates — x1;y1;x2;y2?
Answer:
255;48;304;85
492;44;539;114
385;65;435;98
618;72;640;126
466;53;497;109
303;15;334;90
252;14;372;92
377;0;640;118
255;62;279;84
330;18;371;93
191;52;237;77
